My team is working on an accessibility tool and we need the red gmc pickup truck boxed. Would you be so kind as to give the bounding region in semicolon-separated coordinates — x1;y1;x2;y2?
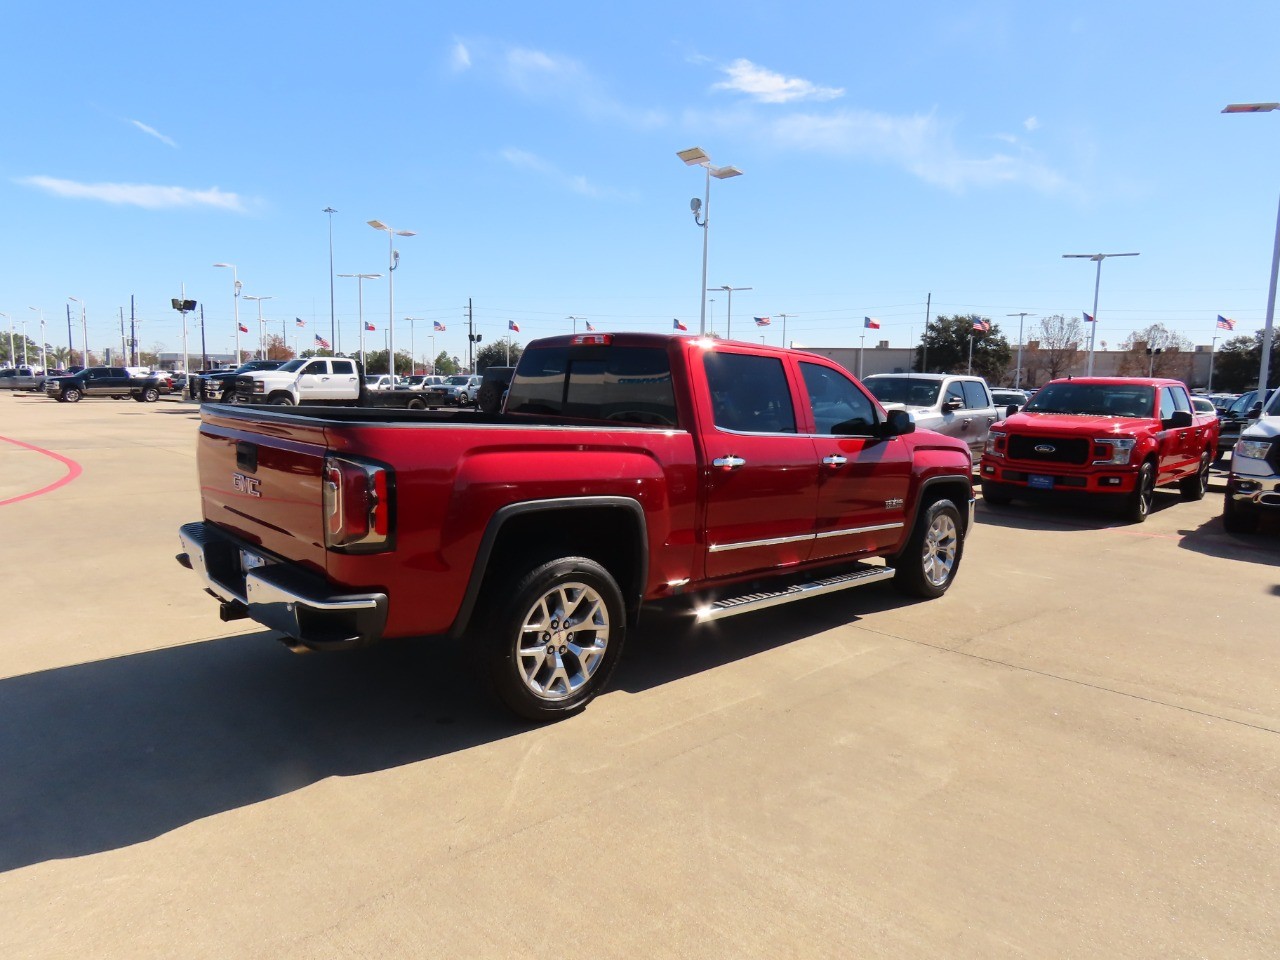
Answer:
979;376;1219;522
178;333;975;719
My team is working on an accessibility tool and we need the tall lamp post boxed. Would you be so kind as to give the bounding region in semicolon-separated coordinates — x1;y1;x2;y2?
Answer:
1062;252;1139;375
1223;102;1280;394
338;272;382;371
710;285;752;340
323;207;338;353
566;315;586;333
405;318;425;375
777;312;795;348
243;295;273;360
29;307;47;372
678;147;743;335
1;313;10;366
68;297;89;368
368;220;416;377
1006;312;1036;389
1208;336;1220;392
213;263;243;364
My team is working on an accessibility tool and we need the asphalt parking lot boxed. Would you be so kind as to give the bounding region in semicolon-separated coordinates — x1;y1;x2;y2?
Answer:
2;392;1277;959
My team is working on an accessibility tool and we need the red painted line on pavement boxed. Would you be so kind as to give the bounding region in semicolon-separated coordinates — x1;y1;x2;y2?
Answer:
0;434;84;506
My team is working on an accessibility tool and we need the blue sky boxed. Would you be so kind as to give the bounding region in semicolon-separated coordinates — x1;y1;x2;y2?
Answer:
5;0;1280;366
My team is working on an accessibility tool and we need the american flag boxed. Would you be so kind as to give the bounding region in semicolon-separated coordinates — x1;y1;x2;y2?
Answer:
673;318;688;331
864;317;880;330
433;321;446;331
364;322;376;331
754;316;771;327
1083;312;1095;323
973;318;991;333
314;333;331;350
508;320;521;333
585;321;596;331
1217;315;1236;331
295;318;306;328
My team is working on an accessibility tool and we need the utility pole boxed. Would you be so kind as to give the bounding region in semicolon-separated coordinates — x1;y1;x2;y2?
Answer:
921;292;932;373
130;296;137;366
199;304;208;371
467;297;481;372
778;313;795;348
119;308;126;364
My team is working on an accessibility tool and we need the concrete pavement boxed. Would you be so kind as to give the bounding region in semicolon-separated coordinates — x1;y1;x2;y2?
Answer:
1;392;1277;959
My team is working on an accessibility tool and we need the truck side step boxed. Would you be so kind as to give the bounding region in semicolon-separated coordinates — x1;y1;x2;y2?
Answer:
694;563;896;623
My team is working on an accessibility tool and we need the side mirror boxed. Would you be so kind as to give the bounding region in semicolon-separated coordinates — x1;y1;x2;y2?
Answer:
1249;403;1263;419
1166;410;1194;429
944;398;964;411
878;408;915;437
1005;403;1019;420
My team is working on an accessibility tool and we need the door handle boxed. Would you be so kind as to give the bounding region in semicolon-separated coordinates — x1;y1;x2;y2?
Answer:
821;455;848;466
713;456;746;470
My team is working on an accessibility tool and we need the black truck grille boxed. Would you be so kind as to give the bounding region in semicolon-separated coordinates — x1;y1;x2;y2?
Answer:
232;376;256;402
1007;434;1090;465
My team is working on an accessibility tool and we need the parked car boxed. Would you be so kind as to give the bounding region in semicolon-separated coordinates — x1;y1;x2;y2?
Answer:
44;366;171;403
1217;389;1275;456
0;366;49;391
980;377;1219;522
862;373;998;467
424;374;483;407
176;333;976;720
991;388;1029;417
196;360;287;402
476;366;516;413
1192;396;1218;416
1223;388;1280;533
364;374;398;391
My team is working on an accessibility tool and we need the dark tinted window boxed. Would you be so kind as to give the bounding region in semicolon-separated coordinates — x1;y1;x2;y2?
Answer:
704;352;796;433
961;380;991;409
302;361;326;375
332;360;355;375
506;346;678;426
800;362;876;434
865;377;941;407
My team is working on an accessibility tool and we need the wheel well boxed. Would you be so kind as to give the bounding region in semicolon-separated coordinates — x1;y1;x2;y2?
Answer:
916;478;972;533
267;390;294;403
472;505;645;627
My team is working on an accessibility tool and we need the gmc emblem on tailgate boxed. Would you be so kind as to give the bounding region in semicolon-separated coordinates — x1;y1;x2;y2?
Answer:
232;473;262;497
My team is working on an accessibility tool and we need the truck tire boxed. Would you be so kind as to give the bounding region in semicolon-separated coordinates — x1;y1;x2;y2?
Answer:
1222;495;1259;534
268;393;294;405
1179;451;1211;501
892;498;963;599
64;388;82;403
132;393;147;402
476;383;502;414
1123;460;1156;523
478;556;626;721
141;387;160;403
407;397;427;410
981;480;1014;506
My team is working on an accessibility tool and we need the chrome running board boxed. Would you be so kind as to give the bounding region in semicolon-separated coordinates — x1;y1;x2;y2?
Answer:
694;563;896;623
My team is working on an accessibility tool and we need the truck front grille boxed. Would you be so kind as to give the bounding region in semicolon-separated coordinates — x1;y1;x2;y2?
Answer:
1007;435;1090;465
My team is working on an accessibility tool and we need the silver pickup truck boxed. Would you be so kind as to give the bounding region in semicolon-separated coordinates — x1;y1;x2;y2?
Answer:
0;365;49;391
862;373;998;467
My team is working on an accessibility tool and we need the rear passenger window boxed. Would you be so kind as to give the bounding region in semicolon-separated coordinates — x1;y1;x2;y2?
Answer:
703;352;796;433
332;360;354;375
961;380;991;409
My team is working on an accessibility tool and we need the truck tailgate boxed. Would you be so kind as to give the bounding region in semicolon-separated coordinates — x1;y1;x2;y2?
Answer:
197;410;329;575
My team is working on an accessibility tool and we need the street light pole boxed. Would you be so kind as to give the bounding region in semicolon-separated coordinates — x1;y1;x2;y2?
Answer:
678;147;743;336
1;313;11;366
1006;312;1036;389
1223;103;1280;394
29;307;46;372
777;313;795;349
1062;252;1140;375
243;295;273;360
710;285;752;340
323;207;338;353
68;297;89;368
338;273;382;372
368;221;417;378
1209;336;1220;392
566;315;585;333
213;263;242;364
405;318;426;375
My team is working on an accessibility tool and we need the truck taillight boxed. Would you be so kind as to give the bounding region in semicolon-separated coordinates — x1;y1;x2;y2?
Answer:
323;455;395;552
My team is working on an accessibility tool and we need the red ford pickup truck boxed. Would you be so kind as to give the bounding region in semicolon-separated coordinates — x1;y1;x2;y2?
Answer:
979;376;1219;522
178;333;975;719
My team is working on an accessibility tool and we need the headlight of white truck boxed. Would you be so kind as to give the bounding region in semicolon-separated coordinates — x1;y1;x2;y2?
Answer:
1093;437;1136;465
253;381;265;393
1234;439;1272;460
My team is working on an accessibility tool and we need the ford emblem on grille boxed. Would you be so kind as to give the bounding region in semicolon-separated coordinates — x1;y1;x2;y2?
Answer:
1034;444;1056;453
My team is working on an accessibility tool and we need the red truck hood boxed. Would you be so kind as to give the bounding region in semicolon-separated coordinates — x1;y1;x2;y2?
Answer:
998;412;1145;436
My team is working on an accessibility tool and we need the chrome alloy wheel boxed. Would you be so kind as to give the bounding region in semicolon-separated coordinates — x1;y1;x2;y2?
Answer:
921;511;959;588
516;581;610;701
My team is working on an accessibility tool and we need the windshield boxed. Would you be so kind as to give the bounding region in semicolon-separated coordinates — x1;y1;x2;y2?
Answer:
446;375;470;385
1023;382;1155;417
864;377;941;407
276;359;307;373
236;361;278;373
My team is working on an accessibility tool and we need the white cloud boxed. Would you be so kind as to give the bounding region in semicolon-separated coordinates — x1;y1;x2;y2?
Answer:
712;59;844;104
16;175;249;212
766;109;1068;193
450;40;471;71
129;119;178;148
1024;115;1040;131
499;148;634;200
